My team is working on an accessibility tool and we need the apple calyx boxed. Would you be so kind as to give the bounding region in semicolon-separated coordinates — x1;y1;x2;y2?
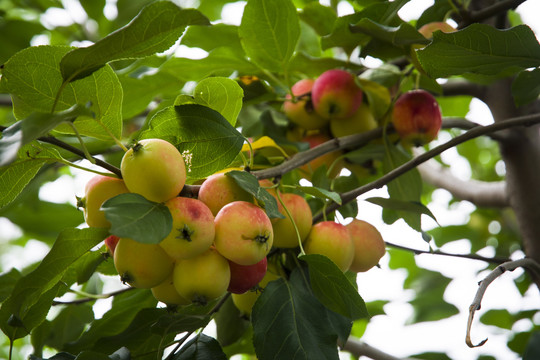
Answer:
120;272;133;286
192;294;210;306
176;224;195;242
131;141;144;153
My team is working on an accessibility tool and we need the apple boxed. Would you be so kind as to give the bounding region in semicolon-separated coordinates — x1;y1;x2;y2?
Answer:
151;273;191;306
159;196;215;260
257;178;283;220
121;138;186;203
311;69;363;120
303;221;354;272
104;235;120;256
214;201;274;265
391;89;442;146
173;247;230;305
228;256;267;294
283;79;330;130
198;172;253;216
418;21;456;39
81;174;129;228
347;219;386;272
231;267;280;315
299;133;343;180
272;193;312;248
113;237;174;289
329;102;378;138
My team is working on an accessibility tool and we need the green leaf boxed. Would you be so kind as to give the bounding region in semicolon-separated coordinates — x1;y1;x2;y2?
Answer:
297;186;342;205
366;197;439;225
151;301;216;335
512;68;540;107
0;106;88;167
188;77;244;126
0;227;108;340
65;289;157;354
60;3;210;81
417;24;540;79
101;193;173;244
350;18;428;47
181;23;242;52
344;143;386;164
173;333;227;360
239;0;300;73
44;305;95;350
479;309;513;330
299;2;337;36
225;170;284;219
2;46;123;140
0;19;45;64
300;254;369;320
251;271;341;360
524;332;540;360
382;142;423;231
214;296;249;347
0;157;46;209
140;104;245;179
0;269;21;303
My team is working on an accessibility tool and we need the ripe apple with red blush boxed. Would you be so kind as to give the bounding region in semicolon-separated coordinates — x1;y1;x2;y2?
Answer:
392;89;442;146
283;79;329;130
304;221;354;272
311;69;363;120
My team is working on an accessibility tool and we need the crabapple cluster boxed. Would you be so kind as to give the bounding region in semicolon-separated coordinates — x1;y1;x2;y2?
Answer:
283;68;442;179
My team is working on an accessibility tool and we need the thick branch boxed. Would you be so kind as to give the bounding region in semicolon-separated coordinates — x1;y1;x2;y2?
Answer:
441;81;486;100
455;0;527;28
413;150;508;208
466;258;540;347
343;338;419;360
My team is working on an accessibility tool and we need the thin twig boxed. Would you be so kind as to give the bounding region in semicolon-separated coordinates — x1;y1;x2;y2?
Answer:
52;287;134;305
386;241;511;265
466;258;540;348
343;338;420;360
458;0;528;28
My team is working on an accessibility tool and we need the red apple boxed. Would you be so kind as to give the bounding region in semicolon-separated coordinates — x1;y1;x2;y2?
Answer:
227;257;267;294
283;79;330;130
214;201;274;265
159;197;215;260
104;235;120;256
347;219;386;272
304;221;354;272
311;69;363;120
391;89;442;146
272;193;312;248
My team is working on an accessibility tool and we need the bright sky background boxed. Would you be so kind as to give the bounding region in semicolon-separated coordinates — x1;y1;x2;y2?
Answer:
1;0;540;359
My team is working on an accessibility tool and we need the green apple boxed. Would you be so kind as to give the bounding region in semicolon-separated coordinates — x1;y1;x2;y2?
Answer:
173;247;230;305
121;138;186;203
151;273;191;306
113;237;174;289
330;102;378;138
198;172;253;216
272;193;312;248
81;174;129;228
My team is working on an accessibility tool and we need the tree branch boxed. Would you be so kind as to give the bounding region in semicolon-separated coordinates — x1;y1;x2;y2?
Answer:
386;241;511;264
455;0;527;28
441;81;487;100
413;149;508;208
466;258;540;348
343;338;420;360
314;112;540;222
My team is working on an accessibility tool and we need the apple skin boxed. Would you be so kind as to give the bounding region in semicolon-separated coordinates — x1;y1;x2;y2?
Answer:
173;247;231;305
214;201;274;265
272;193;312;248
391;90;442;146
121;138;186;203
113;237;174;289
418;21;456;39
258;178;283;221
330;102;378;138
347;219;386;272
304;221;354;272
299;133;343;180
151;273;191;306
104;235;120;256
231;267;280;315
159;197;215;260
82;174;129;228
227;256;267;294
311;69;363;120
283;79;330;130
198;172;253;216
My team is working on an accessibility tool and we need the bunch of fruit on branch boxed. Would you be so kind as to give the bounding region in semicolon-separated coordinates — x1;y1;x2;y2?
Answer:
79;66;442;315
